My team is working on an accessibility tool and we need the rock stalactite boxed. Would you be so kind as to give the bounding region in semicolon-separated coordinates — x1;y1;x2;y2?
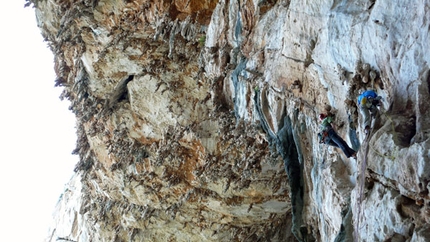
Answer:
27;0;430;241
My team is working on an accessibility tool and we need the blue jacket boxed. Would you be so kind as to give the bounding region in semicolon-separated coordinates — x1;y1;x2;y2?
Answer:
357;90;378;106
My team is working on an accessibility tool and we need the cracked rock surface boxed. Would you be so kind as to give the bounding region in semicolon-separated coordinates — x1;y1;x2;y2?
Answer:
33;0;430;241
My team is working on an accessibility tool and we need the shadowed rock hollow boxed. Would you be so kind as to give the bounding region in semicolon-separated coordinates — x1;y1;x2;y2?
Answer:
30;0;430;241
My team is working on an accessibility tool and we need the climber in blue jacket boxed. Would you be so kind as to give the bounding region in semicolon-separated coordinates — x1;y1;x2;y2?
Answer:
357;90;382;134
318;113;357;159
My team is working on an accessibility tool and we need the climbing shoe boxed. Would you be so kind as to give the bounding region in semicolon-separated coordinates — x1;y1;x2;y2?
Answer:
364;126;370;134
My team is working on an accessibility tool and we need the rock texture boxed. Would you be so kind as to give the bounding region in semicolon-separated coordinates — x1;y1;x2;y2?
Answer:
30;0;430;241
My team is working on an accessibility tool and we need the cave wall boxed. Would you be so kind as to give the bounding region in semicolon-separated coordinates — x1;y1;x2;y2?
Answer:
33;0;430;241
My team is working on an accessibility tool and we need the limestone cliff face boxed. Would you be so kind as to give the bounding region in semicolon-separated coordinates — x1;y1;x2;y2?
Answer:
33;0;430;241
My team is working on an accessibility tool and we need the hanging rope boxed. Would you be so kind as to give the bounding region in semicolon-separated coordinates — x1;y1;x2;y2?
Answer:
354;110;386;240
354;131;370;242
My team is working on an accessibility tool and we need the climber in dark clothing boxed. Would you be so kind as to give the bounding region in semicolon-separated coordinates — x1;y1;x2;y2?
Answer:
318;113;357;159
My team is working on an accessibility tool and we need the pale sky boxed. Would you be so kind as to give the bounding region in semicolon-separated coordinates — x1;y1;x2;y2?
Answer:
0;1;78;241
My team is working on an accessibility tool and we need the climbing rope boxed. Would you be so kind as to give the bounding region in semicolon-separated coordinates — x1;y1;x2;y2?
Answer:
354;108;391;241
354;130;370;242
